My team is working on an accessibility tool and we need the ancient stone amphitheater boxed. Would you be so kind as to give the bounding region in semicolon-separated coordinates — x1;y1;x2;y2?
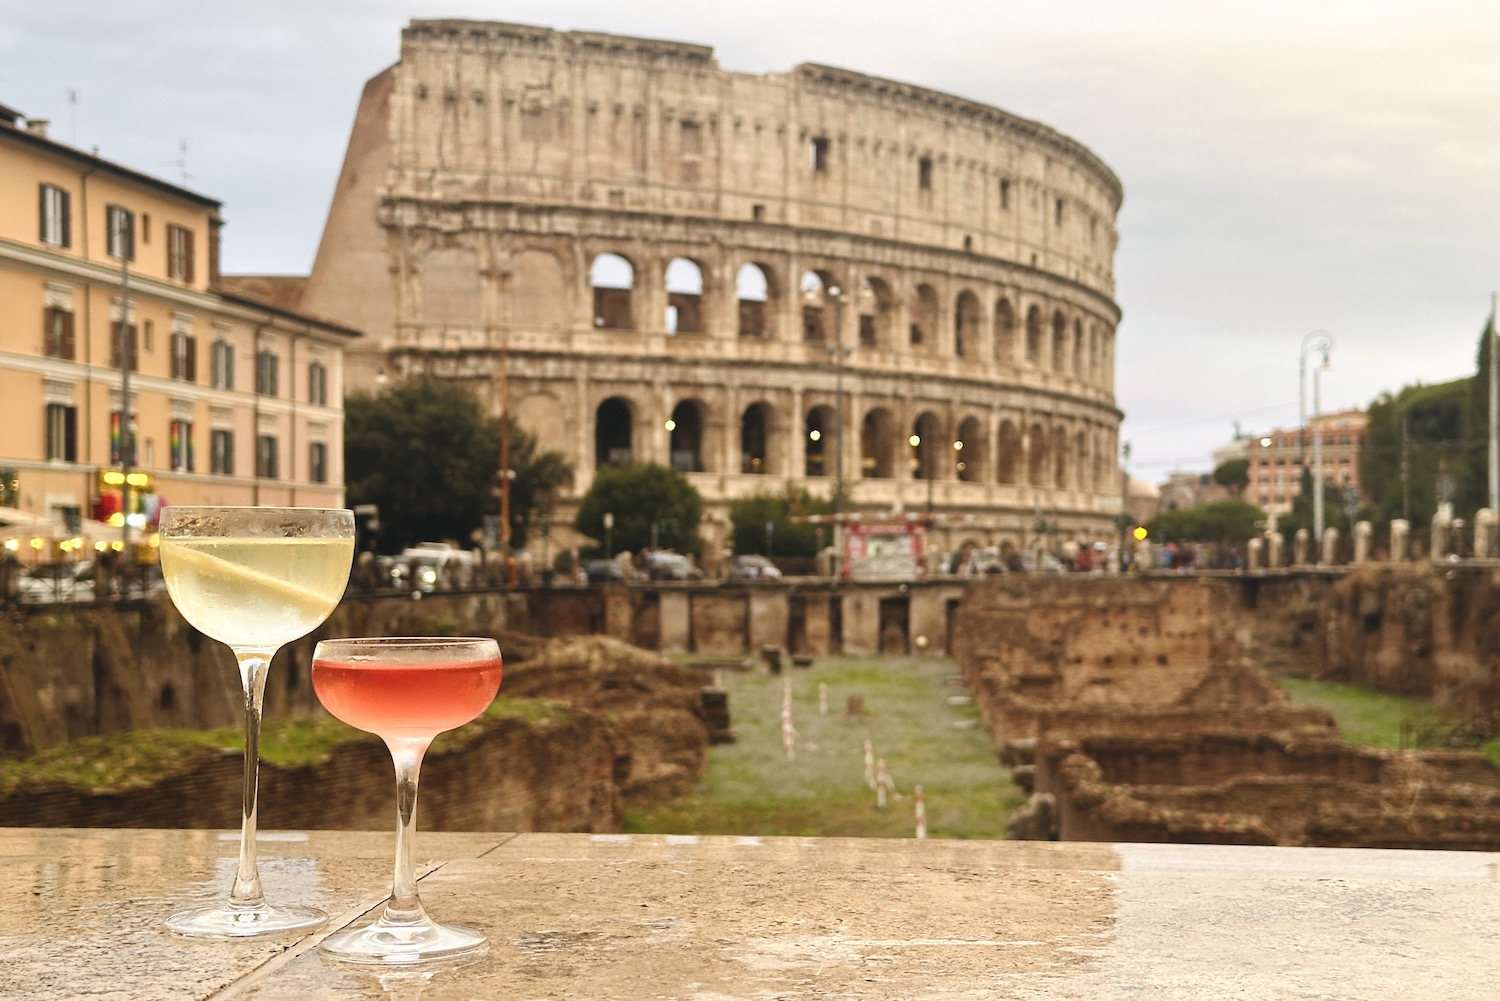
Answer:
298;19;1126;554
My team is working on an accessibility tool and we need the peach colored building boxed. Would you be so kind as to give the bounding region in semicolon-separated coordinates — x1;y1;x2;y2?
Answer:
1246;408;1368;516
0;103;358;556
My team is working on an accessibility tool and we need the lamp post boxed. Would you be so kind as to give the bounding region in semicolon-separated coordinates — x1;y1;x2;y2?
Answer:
603;511;614;558
1300;331;1334;555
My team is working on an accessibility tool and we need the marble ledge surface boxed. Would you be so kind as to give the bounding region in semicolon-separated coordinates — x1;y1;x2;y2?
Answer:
0;828;1497;1000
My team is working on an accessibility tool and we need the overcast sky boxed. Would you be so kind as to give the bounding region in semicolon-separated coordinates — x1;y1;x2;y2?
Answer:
7;1;1500;483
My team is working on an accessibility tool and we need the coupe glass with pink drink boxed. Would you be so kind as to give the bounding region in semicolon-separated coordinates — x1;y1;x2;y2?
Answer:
311;636;503;963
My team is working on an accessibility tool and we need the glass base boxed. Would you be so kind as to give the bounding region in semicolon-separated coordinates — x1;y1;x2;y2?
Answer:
167;902;327;939
320;916;488;965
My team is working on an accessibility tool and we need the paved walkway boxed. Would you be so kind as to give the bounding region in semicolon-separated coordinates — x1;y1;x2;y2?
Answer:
3;829;1497;999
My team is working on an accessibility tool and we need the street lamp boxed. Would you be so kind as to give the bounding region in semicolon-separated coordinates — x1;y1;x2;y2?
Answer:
1300;331;1334;556
603;511;614;558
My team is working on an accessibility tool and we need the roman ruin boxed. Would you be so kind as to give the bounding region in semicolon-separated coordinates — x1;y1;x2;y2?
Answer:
299;20;1125;553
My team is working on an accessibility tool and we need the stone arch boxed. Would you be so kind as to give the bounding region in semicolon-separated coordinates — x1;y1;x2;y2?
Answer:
805;404;835;477
1072;318;1085;379
1027;421;1047;487
741;402;773;474
954;290;981;358
665;257;705;334
595;396;635;467
1051;310;1068;374
858;276;895;349
590;252;635;330
668;398;708;473
910;283;938;350
512;248;567;330
737;261;777;338
997;420;1022;485
1074;428;1090;491
421;245;481;327
956;415;984;482
861;406;897;478
1025;305;1043;366
994;297;1016;367
800;269;839;343
910;411;942;480
1052;425;1069;488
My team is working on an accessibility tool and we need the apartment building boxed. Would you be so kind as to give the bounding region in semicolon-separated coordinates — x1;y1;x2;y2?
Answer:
0;103;359;553
1246;407;1368;515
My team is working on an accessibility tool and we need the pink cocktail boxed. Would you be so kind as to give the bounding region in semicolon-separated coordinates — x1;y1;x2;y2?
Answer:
311;636;503;964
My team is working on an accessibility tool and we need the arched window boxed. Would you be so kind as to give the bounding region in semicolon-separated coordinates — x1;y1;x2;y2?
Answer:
994;298;1016;366
806;405;834;477
861;407;896;478
859;277;894;349
1052;311;1068;373
997;420;1021;485
741;403;771;474
1027;422;1047;487
954;291;980;358
1025;306;1043;366
665;257;704;334
910;284;938;350
595;397;634;467
800;270;838;342
737;262;775;338
1073;319;1085;378
668;400;706;473
1052;425;1069;488
910;412;942;480
590;253;635;330
956;416;983;482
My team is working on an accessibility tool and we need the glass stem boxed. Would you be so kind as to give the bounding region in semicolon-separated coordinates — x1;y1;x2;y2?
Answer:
383;737;433;924
229;646;278;911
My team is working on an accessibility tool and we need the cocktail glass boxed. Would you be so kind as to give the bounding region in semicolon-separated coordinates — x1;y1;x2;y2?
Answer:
311;636;503;964
159;505;355;938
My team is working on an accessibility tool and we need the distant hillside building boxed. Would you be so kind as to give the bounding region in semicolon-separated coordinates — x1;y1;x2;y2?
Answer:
0;104;358;552
296;19;1127;555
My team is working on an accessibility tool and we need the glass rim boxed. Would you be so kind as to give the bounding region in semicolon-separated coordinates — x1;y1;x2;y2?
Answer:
161;505;354;514
314;636;500;655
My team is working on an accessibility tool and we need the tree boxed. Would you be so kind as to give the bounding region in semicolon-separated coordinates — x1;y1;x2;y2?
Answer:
574;463;702;556
728;484;834;556
1145;498;1265;548
500;425;574;551
1211;458;1250;496
1360;379;1474;528
345;378;572;552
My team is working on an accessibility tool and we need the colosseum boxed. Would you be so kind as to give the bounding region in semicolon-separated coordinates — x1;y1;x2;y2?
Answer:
297;19;1126;558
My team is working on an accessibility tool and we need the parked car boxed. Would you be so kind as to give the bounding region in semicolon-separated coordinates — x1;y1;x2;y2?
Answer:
18;561;96;603
1018;551;1067;574
729;554;783;581
396;542;476;592
585;558;627;584
646;551;704;581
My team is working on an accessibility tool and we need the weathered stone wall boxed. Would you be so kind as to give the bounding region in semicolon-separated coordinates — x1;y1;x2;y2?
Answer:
1;710;621;832
0;580;969;757
0;635;711;832
952;572;1500;850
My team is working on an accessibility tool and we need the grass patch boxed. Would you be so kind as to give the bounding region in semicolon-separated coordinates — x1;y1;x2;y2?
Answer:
0;694;569;793
626;655;1021;839
1278;676;1460;750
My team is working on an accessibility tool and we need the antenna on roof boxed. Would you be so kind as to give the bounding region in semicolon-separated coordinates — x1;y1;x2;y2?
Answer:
67;88;77;144
164;139;191;185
